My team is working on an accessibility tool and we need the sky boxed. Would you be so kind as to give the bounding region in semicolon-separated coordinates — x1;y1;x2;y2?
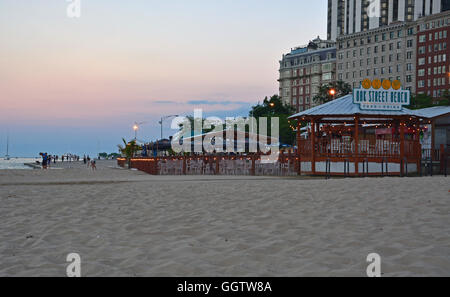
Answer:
0;0;327;157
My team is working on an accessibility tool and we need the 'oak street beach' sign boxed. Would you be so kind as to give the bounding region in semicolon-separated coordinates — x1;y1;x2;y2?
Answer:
353;79;410;111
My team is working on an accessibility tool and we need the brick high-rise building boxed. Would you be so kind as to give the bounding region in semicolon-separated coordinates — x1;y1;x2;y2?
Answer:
278;37;336;112
415;11;450;99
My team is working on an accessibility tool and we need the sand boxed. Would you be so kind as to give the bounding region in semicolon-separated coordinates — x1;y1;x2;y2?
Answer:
0;160;449;277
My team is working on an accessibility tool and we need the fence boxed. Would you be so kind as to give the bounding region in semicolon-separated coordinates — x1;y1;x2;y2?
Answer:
302;138;419;159
117;143;449;177
118;154;299;176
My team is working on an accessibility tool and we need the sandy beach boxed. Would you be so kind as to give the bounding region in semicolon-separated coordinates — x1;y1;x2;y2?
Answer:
0;160;448;277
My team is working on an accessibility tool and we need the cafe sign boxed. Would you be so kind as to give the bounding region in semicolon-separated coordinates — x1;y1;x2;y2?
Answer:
353;79;410;111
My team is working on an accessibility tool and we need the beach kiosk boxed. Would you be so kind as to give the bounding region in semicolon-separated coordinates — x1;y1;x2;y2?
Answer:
289;79;423;176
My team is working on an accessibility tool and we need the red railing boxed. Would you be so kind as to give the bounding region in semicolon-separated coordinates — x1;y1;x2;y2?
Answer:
118;153;300;176
300;138;420;159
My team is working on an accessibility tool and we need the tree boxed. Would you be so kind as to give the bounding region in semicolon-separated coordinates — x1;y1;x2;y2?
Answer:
117;138;140;159
407;94;434;109
313;80;352;105
437;90;450;106
178;116;223;135
249;95;297;145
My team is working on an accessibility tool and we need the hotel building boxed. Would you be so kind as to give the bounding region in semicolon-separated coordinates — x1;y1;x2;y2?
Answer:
278;37;337;112
336;21;418;92
415;11;450;98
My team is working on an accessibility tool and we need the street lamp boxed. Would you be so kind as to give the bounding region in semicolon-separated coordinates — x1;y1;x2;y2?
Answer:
158;115;179;140
133;121;147;140
269;102;275;108
328;88;336;101
133;124;139;140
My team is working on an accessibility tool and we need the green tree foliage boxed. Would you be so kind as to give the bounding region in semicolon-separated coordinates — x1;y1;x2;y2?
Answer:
407;94;434;109
439;90;450;106
313;80;352;104
407;92;450;109
178;116;225;136
249;95;297;145
117;138;140;159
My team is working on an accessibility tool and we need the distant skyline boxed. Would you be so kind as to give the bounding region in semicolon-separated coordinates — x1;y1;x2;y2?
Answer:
0;0;327;157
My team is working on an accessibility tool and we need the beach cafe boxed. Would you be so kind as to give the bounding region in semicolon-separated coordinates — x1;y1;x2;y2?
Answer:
288;79;448;177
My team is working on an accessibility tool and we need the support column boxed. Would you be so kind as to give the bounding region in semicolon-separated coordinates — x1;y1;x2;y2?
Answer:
354;116;359;176
311;118;316;174
415;120;421;173
297;121;301;175
431;120;436;161
400;119;405;176
215;157;220;175
251;155;256;176
183;157;187;175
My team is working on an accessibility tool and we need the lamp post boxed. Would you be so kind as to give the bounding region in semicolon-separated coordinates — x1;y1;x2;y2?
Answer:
133;124;139;140
329;88;336;100
133;121;147;140
158;115;179;140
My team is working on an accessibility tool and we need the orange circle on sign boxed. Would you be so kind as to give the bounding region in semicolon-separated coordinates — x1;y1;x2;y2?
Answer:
382;80;391;90
362;79;372;89
372;79;382;89
392;80;402;90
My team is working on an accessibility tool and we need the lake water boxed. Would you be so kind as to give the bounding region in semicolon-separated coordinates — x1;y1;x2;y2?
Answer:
0;158;39;170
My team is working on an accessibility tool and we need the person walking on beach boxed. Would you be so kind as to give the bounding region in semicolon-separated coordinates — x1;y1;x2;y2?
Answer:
83;155;87;165
91;160;97;171
40;152;48;170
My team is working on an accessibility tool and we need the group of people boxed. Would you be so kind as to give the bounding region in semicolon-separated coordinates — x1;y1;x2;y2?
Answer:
38;153;96;170
61;154;80;162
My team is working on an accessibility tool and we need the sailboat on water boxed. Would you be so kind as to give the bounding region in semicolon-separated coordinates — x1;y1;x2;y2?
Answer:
4;135;10;160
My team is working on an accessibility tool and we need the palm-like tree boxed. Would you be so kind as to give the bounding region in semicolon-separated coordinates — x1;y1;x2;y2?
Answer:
117;138;141;167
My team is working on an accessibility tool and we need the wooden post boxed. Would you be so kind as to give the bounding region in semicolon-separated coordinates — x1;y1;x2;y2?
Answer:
311;118;316;174
415;121;421;173
182;157;187;175
215;157;220;175
354;116;359;176
297;121;301;175
400;119;405;176
440;144;445;173
431;120;436;161
251;154;256;176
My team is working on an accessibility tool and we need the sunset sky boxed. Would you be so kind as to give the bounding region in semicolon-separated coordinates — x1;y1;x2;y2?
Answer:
0;0;327;156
